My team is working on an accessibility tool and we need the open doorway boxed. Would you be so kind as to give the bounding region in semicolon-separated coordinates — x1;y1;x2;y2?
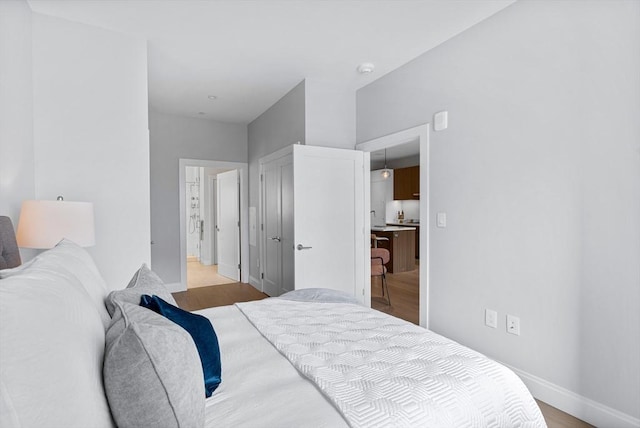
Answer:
369;142;421;324
179;159;249;291
356;124;430;328
184;166;240;288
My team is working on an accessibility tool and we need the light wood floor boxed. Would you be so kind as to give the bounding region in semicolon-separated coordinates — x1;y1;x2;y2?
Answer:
187;259;238;289
173;282;593;428
371;264;419;325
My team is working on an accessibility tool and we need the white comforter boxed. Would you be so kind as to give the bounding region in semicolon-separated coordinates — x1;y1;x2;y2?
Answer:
197;305;348;428
236;299;546;428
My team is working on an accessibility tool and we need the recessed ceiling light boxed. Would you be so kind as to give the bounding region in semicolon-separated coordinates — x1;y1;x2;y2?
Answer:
357;62;375;74
208;95;217;100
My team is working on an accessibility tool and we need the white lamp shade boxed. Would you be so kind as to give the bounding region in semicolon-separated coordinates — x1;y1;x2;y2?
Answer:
16;200;95;249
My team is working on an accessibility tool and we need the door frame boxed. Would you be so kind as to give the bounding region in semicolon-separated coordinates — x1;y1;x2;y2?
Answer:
178;159;249;290
355;124;430;328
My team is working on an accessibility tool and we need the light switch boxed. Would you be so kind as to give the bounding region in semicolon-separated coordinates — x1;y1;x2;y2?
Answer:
436;212;447;228
434;111;448;131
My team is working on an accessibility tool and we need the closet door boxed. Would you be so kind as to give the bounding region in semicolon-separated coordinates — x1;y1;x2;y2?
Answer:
262;159;283;297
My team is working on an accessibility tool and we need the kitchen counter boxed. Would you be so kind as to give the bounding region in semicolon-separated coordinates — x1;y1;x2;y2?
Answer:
371;225;416;232
386;222;420;259
370;228;416;273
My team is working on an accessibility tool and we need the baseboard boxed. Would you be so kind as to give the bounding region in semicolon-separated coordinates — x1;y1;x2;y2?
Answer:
165;282;186;293
248;275;261;290
503;363;640;428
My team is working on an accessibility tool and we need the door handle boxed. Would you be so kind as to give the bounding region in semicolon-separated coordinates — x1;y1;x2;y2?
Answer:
296;244;312;251
271;237;281;242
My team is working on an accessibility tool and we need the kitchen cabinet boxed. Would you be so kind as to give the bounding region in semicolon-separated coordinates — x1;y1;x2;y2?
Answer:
393;166;419;200
372;227;415;273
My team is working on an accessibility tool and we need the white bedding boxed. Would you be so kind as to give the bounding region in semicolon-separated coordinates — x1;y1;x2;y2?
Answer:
236;299;546;428
196;305;348;428
199;300;545;428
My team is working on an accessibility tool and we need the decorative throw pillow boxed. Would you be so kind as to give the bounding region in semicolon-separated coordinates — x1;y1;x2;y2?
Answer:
140;295;222;397
0;239;111;329
105;263;176;317
0;257;114;428
104;301;204;428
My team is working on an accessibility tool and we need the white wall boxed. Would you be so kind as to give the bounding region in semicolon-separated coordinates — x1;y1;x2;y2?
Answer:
357;1;640;425
149;110;247;284
1;8;151;290
305;79;356;150
0;0;35;253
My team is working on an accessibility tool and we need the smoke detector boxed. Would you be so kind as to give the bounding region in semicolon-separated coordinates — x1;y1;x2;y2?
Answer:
357;62;375;74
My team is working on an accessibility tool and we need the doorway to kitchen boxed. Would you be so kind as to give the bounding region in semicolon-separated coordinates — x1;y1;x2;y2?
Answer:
179;159;249;290
356;124;429;328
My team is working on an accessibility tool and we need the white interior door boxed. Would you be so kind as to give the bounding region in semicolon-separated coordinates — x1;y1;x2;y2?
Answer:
293;145;367;302
216;169;240;281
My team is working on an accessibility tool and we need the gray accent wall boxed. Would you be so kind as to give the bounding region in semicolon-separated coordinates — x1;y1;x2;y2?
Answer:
149;110;247;284
357;0;639;421
247;81;306;285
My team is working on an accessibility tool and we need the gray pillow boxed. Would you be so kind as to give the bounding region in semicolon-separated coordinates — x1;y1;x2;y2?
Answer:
279;288;360;304
103;301;204;428
106;264;176;317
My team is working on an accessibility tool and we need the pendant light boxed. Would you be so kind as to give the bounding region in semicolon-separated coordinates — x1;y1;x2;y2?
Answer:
381;149;391;179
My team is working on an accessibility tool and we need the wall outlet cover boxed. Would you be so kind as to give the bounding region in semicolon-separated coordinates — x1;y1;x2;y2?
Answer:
485;309;498;328
506;314;521;335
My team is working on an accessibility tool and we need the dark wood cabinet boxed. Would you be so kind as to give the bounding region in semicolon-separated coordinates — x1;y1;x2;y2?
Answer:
393;166;419;200
374;229;415;273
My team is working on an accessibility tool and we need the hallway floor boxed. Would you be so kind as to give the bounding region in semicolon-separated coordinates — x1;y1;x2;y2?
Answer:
187;259;237;289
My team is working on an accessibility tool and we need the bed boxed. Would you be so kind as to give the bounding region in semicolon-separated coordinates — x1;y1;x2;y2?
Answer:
0;216;546;428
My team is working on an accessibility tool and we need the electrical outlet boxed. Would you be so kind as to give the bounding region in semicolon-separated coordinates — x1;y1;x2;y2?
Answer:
485;309;497;328
506;315;520;335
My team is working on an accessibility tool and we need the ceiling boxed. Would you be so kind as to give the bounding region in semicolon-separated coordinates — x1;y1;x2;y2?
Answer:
28;0;514;124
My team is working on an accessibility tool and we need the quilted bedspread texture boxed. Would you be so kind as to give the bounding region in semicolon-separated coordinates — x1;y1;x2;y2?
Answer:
237;299;546;428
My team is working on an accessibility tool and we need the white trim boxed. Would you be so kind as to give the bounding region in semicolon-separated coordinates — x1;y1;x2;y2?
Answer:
164;282;184;293
355;124;430;328
248;275;262;290
504;363;640;428
179;159;249;291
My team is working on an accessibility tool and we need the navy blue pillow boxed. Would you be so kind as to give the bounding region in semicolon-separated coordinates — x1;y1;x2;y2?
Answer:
140;295;221;397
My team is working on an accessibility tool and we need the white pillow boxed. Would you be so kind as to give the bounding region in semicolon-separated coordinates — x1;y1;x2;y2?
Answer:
0;257;115;428
0;239;111;328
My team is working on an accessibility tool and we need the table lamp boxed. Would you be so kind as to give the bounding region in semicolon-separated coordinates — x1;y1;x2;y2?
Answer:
16;197;95;249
